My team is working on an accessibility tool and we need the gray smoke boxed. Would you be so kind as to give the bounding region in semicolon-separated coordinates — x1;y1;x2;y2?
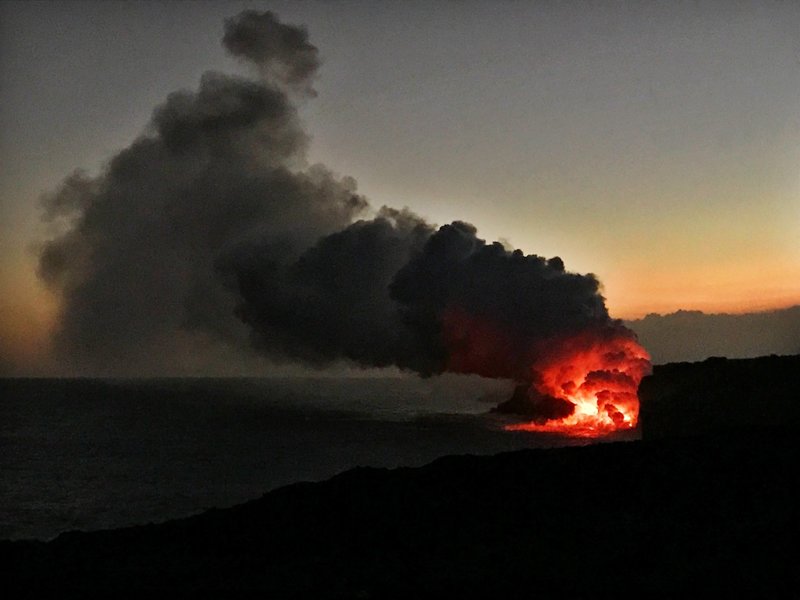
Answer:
223;10;320;95
231;207;435;371
39;11;365;374
39;10;623;380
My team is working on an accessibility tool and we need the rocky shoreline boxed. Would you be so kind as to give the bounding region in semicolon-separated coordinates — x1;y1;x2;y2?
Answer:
3;355;798;595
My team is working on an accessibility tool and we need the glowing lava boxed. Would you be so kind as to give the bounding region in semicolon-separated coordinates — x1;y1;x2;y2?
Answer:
440;306;651;438
506;328;651;437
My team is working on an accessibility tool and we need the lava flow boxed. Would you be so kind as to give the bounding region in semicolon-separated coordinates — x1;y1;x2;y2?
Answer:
441;306;651;438
505;328;652;437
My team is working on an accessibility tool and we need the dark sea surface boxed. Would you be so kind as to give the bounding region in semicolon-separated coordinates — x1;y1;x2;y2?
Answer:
0;377;635;541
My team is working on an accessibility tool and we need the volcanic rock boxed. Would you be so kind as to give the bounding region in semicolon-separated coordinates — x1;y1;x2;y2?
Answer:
639;354;800;439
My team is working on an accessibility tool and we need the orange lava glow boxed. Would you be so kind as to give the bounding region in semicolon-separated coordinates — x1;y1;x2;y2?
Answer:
440;306;651;438
506;329;651;437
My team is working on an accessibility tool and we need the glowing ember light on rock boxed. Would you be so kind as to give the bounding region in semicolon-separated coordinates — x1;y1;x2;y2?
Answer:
504;328;651;437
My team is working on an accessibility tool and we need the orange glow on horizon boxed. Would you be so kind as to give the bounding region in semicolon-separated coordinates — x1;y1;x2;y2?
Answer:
603;258;800;320
610;294;800;321
0;259;58;375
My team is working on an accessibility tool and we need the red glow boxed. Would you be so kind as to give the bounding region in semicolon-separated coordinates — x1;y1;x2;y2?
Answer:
506;329;651;436
440;306;651;438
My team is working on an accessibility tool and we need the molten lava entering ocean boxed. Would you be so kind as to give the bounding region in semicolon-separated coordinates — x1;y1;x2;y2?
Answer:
441;307;651;437
505;329;651;437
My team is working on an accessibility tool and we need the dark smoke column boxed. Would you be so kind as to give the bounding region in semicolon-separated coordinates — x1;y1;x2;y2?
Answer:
232;219;651;432
38;9;650;432
389;221;652;431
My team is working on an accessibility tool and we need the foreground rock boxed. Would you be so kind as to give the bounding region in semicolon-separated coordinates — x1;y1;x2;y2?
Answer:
639;354;800;439
2;430;797;595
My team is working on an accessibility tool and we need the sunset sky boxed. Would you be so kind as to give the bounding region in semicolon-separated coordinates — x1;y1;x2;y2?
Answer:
1;1;799;374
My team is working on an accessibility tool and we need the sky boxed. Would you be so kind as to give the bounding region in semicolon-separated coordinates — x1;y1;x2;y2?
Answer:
1;1;799;375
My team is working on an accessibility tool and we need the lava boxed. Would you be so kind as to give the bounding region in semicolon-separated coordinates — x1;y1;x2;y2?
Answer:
505;328;651;437
441;306;652;437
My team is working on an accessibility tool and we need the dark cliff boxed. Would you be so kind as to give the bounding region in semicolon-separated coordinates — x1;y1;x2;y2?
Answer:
639;354;800;439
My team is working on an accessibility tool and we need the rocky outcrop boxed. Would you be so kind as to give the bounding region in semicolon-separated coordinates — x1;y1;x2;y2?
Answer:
639;354;800;439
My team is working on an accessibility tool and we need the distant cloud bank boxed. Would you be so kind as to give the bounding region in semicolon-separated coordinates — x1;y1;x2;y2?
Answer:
627;305;800;365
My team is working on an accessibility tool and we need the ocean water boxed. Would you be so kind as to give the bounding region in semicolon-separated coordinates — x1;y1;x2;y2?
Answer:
0;376;632;541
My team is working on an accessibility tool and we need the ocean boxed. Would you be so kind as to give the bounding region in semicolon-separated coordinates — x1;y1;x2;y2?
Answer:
0;376;631;541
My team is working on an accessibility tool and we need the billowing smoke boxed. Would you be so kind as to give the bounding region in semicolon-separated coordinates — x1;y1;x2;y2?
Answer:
39;10;649;427
231;217;606;378
222;10;320;95
39;11;366;372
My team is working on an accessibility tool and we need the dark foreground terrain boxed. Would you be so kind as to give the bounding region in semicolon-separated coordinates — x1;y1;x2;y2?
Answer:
3;355;798;596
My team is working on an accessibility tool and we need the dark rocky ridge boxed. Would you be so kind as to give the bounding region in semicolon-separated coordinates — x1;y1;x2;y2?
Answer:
3;355;799;595
640;354;800;439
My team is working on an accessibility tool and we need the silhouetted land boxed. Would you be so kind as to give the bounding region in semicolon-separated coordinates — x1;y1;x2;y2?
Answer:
3;355;798;595
640;354;800;438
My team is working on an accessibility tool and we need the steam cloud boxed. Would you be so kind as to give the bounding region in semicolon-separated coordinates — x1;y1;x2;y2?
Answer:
39;11;366;372
39;10;643;420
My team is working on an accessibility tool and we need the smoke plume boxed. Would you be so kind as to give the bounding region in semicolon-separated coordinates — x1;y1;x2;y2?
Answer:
39;10;365;373
39;10;648;425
